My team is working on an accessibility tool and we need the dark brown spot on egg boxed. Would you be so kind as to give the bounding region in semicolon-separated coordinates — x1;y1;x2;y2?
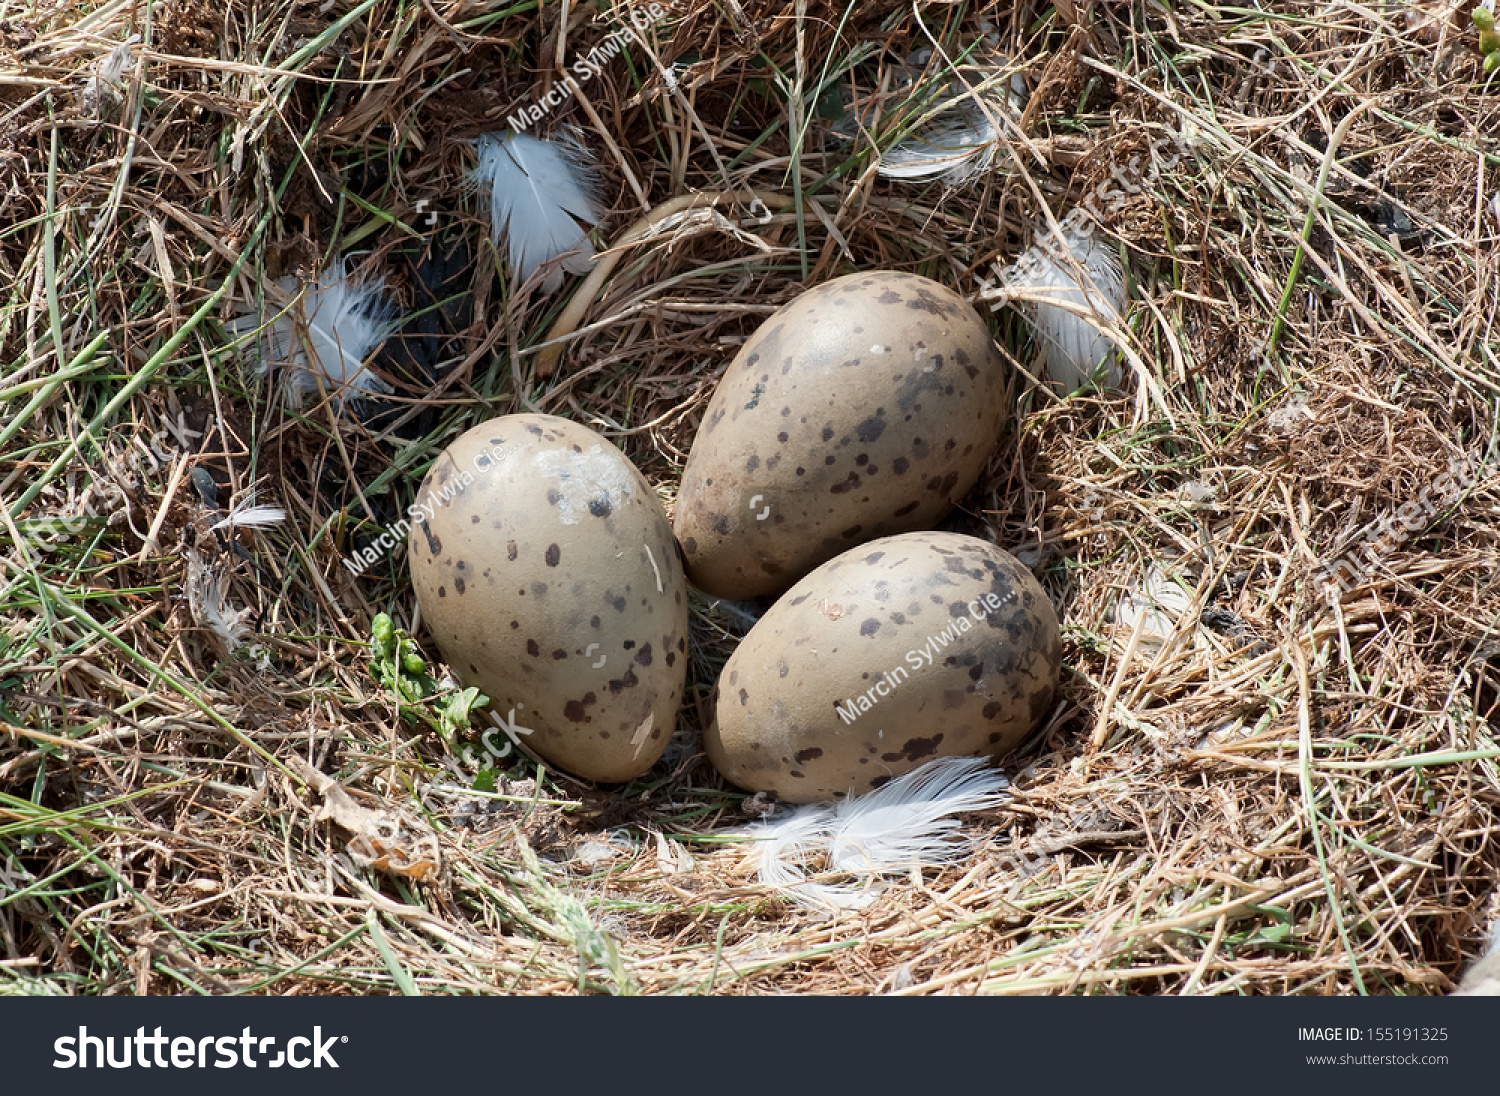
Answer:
894;500;920;517
545;543;561;567
859;618;881;636
589;497;612;518
882;734;943;763
710;512;731;536
606;668;640;694
526;639;540;656
454;576;466;595
634;644;653;666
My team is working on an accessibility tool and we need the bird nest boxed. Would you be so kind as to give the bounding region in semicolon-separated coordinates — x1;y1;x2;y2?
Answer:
1;0;1498;996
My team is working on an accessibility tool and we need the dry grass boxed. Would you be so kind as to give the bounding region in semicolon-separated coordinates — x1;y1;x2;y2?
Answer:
1;0;1498;995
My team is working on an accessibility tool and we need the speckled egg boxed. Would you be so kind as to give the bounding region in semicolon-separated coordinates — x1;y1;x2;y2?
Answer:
706;531;1060;803
674;271;1010;599
408;414;689;783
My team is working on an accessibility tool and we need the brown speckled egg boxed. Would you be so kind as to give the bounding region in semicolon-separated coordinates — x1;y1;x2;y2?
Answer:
705;531;1060;803
674;271;1010;599
408;414;689;783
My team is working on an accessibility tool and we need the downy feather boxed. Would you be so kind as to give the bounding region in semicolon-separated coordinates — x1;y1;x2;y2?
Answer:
872;59;1025;185
473;131;601;293
1457;920;1500;995
230;260;398;409
827;756;1010;874
878;105;1003;184
752;804;835;892
186;549;252;655
748;756;1009;910
1004;216;1127;394
209;501;287;534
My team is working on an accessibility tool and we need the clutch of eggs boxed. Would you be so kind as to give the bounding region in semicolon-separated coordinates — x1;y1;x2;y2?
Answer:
673;271;1012;599
407;413;689;783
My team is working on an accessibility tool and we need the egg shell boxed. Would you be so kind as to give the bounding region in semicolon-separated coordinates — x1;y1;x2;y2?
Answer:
674;271;1010;599
706;531;1060;803
408;413;689;783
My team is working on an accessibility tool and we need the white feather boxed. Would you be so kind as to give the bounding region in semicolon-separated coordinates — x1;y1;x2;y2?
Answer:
80;34;139;113
186;550;252;655
879;107;1002;183
1455;900;1500;995
1004;215;1127;394
1456;946;1500;995
827;756;1010;873
747;756;1009;911
209;502;287;534
473;132;601;293
752;804;835;891
872;62;1025;185
229;260;398;409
